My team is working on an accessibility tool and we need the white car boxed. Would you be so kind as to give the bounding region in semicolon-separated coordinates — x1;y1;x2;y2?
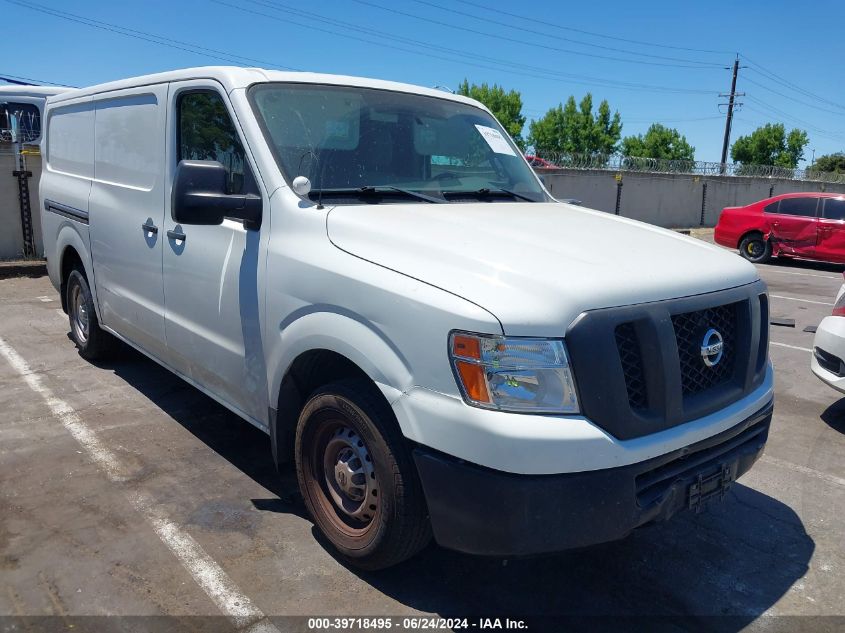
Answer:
40;67;774;569
811;281;845;392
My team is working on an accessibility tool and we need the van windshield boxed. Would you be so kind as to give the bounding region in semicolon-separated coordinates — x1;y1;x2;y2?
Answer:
249;83;547;204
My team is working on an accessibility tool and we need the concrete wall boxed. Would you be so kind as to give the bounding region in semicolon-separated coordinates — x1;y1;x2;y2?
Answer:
541;168;845;228
2;156;843;258
0;150;43;259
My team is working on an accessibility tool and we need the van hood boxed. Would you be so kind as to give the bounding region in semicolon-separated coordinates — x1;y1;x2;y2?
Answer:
326;201;760;336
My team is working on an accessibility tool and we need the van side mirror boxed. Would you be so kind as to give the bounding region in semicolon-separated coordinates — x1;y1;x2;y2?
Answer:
172;160;262;230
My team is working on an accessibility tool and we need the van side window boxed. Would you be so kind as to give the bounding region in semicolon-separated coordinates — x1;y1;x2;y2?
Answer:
178;91;248;194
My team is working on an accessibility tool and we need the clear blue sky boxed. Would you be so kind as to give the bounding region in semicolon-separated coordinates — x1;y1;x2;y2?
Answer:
2;0;843;165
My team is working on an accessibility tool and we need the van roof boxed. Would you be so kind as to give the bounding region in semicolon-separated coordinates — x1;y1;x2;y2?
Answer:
47;66;483;109
0;85;71;99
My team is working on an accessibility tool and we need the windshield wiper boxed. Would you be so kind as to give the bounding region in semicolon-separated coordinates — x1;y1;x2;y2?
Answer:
311;186;444;204
443;188;538;202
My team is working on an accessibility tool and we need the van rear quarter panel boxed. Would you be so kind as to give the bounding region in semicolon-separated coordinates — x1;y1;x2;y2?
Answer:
88;87;168;357
41;97;96;298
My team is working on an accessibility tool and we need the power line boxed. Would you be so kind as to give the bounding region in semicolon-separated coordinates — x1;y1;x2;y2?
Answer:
3;0;302;71
404;0;722;67
743;74;844;117
625;115;724;124
216;1;719;95
737;112;845;147
452;0;734;55
349;0;723;69
0;72;76;87
742;54;845;113
742;98;845;144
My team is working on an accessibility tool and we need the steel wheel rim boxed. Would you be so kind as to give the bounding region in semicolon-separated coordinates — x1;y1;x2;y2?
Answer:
747;240;763;258
316;423;379;530
70;284;89;344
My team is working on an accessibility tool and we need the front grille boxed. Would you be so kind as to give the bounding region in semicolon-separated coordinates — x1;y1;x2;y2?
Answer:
671;302;738;396
615;323;647;409
566;280;768;440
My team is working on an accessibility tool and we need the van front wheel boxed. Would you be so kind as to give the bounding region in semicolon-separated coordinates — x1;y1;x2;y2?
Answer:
66;268;115;360
295;380;431;570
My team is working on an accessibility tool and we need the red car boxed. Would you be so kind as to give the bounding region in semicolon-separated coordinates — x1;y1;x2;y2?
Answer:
715;192;845;264
524;155;558;169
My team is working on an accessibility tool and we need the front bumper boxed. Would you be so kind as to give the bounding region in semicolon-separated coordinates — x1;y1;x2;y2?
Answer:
812;316;845;393
414;399;772;556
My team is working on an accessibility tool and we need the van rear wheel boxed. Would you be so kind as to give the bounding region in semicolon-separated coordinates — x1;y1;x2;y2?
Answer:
295;380;431;570
66;268;116;360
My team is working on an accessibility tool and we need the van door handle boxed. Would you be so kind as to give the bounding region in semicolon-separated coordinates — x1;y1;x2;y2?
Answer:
141;221;158;234
167;229;186;241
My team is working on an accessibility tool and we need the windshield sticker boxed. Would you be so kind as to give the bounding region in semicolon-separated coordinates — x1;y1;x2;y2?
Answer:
474;124;517;156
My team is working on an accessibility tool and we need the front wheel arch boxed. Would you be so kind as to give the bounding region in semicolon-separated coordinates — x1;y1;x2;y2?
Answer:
272;349;398;470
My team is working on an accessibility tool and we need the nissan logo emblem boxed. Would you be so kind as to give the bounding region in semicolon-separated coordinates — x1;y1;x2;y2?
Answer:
700;328;724;367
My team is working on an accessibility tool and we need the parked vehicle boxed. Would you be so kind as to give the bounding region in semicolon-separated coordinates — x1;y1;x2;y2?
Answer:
41;67;773;570
524;154;558;169
1;85;69;144
811;277;845;392
715;192;845;264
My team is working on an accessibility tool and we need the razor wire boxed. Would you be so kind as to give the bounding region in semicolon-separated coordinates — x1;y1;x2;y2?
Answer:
532;151;845;184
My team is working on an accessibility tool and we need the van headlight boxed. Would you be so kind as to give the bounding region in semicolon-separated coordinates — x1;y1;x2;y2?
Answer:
449;332;579;414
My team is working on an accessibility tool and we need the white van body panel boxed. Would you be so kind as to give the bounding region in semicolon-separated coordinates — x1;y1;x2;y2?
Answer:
327;201;759;337
40;95;96;304
262;189;504;415
161;79;271;422
89;85;169;359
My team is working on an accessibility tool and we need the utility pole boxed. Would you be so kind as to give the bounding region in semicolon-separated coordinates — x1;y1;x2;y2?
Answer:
719;55;745;174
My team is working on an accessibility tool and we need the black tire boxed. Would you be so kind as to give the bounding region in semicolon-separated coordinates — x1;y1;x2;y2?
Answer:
295;379;431;570
739;234;772;264
65;267;116;360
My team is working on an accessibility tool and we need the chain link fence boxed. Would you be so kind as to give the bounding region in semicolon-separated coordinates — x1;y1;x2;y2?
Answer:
533;151;845;184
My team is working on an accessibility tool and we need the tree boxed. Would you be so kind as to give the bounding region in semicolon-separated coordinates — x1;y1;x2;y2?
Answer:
457;79;526;149
620;123;695;161
527;93;622;156
810;152;845;174
730;123;809;168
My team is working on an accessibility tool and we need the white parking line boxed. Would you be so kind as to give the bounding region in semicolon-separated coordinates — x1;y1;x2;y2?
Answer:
770;294;834;306
771;342;813;353
0;336;280;632
761;454;845;489
758;268;841;281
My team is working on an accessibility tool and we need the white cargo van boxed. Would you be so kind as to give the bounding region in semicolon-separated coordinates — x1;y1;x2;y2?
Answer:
41;67;773;569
